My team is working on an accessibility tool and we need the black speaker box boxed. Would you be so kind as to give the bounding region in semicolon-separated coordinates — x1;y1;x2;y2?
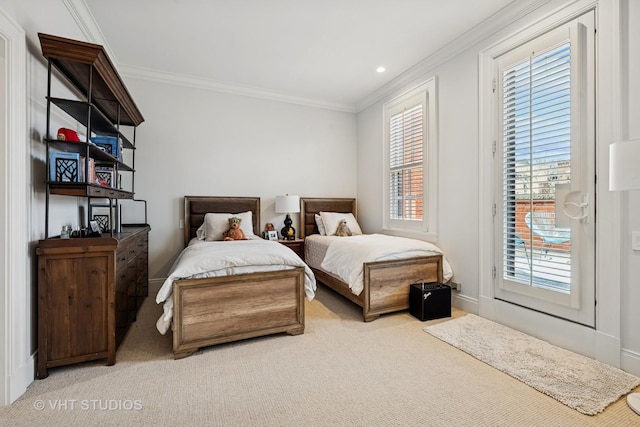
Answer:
409;282;451;321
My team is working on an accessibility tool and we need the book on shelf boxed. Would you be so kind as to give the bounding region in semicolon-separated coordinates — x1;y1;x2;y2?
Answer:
79;157;95;185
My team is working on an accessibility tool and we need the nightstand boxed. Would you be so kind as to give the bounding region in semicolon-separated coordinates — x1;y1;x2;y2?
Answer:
278;238;305;259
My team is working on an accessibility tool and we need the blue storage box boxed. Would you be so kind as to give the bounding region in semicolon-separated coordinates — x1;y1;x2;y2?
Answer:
91;136;121;161
49;151;80;182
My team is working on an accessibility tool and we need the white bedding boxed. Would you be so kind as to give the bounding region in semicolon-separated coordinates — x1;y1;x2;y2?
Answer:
155;238;316;335
308;233;453;296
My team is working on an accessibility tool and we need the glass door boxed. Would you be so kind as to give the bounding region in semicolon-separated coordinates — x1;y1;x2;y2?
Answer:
494;12;595;326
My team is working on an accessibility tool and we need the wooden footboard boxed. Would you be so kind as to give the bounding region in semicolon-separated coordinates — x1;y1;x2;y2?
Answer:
364;255;443;321
172;267;305;359
313;255;443;322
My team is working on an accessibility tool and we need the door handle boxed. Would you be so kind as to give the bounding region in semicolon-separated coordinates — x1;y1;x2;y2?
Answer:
563;192;589;222
555;183;588;226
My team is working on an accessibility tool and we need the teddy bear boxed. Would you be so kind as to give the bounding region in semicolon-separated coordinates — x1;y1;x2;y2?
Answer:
223;217;247;241
335;219;352;237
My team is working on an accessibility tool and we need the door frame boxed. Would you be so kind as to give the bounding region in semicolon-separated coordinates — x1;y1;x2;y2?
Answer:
478;0;624;365
0;9;30;405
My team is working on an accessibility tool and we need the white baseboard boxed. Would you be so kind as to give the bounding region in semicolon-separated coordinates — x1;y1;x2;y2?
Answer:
452;293;479;314
148;278;165;294
9;353;34;403
476;295;638;375
622;348;640;377
595;330;623;368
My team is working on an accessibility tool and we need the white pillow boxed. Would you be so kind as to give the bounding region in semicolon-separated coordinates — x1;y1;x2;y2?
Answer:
314;214;326;236
197;211;255;241
319;211;362;236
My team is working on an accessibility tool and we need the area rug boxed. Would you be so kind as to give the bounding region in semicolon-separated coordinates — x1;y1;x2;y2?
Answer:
424;314;640;415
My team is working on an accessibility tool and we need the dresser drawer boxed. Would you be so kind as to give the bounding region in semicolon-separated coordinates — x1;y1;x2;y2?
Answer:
116;241;138;266
115;228;150;345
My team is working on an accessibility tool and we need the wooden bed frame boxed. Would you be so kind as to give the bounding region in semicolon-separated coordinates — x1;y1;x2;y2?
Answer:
300;197;443;322
171;196;305;359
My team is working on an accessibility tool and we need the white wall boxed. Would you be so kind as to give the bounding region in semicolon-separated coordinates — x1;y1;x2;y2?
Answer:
356;31;483;301
356;0;640;375
126;78;357;278
620;0;640;373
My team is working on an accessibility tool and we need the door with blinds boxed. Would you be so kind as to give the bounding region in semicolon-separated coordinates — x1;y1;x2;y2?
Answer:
493;11;596;326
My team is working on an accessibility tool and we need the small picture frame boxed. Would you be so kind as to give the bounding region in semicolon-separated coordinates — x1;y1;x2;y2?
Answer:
89;220;101;233
90;204;117;233
95;167;115;188
267;230;278;241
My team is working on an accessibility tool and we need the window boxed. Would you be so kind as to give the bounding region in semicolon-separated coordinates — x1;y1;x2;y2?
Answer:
390;103;423;221
383;78;438;235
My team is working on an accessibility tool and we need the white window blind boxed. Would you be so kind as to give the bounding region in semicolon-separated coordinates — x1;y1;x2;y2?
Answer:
389;103;424;221
383;77;437;235
502;41;572;291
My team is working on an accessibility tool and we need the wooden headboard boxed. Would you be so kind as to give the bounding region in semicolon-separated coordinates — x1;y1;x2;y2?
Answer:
183;196;261;246
300;197;356;238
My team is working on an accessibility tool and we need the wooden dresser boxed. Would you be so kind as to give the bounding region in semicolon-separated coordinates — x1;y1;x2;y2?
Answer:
36;225;150;379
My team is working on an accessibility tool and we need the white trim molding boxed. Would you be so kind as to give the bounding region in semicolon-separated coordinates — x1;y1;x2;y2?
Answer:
120;64;357;113
0;8;30;405
381;77;439;240
622;348;640;377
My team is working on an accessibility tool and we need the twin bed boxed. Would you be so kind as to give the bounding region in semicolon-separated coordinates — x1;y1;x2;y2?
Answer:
156;196;315;359
300;197;449;322
157;195;450;358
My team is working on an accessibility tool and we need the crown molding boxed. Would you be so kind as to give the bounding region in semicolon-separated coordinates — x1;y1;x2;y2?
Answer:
62;0;117;61
119;64;357;113
354;0;552;112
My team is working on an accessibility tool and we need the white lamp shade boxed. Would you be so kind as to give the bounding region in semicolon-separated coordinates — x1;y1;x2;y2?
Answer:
275;195;300;213
609;139;640;191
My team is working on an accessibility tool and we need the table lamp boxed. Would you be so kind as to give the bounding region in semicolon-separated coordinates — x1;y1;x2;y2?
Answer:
609;139;640;416
275;195;300;240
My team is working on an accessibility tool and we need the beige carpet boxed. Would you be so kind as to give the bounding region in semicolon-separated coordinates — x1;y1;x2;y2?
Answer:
1;284;639;426
424;314;640;415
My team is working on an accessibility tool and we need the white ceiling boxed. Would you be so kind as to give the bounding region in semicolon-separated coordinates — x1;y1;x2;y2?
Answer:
81;0;519;111
1;0;542;111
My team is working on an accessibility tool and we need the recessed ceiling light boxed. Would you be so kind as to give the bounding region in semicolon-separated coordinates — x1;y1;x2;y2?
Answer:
376;66;386;73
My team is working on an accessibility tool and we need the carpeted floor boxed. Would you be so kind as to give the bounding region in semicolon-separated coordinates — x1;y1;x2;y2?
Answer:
1;284;639;426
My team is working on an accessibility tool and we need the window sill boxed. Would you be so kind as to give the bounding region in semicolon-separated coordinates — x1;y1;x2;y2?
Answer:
381;228;439;243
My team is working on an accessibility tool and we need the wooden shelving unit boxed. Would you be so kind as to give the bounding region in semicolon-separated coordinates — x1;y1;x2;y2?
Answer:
40;33;145;235
37;34;149;378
